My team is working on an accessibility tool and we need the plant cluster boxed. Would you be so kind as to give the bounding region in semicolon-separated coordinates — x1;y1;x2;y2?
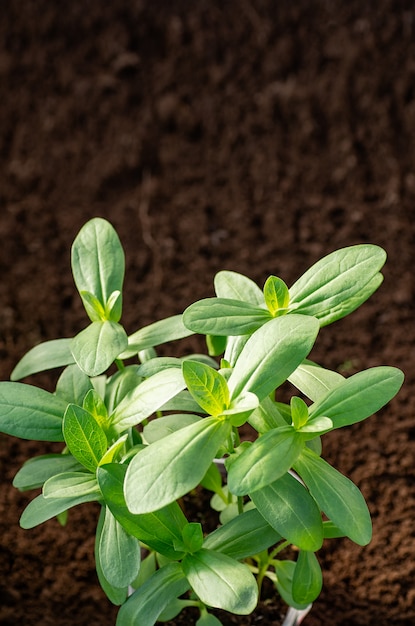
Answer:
1;218;403;625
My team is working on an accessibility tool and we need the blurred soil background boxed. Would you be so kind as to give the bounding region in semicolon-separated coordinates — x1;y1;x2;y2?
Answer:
0;1;414;624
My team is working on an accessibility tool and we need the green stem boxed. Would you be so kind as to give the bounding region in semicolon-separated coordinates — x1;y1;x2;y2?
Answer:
115;358;125;371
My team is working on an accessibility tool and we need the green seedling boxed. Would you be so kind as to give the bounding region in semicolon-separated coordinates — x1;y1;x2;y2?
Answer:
1;217;403;625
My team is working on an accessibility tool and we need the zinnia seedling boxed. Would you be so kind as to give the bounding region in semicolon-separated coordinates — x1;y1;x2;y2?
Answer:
2;217;403;624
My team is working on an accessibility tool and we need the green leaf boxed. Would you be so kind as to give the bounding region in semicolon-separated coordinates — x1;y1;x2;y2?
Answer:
56;364;94;405
124;417;231;514
288;245;386;326
71;320;128;377
291;397;309;430
0;382;67;441
97;463;187;560
182;361;230;416
206;334;227;357
273;560;310;611
63;404;108;472
13;454;83;491
95;507;128;605
116;562;189;626
196;613;224;626
180;522;204;553
71;217;125;323
105;366;143;414
43;471;101;500
214;270;264;304
143;413;201;444
263;276;290;316
20;491;97;529
120;314;194;358
110;368;186;431
200;461;223;495
83;389;108;430
292;551;323;605
203;508;281;560
248;396;289;433
227;427;305;496
182;549;258;614
309;366;404;429
183;298;272;336
294;448;372;545
288;359;345;402
250;472;323;551
99;505;140;588
222;392;259;427
80;290;107;322
227;315;320;401
99;434;128;465
10;338;75;381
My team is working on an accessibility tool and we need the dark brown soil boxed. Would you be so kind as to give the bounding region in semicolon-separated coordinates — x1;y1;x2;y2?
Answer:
1;1;414;624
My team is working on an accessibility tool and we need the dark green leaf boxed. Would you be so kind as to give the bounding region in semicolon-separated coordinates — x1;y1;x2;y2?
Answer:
116;563;189;626
250;472;323;551
294;448;372;545
292;551;323;605
97;463;187;560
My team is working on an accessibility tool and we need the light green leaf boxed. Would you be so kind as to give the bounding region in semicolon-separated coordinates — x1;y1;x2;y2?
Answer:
105;366;142;414
110;368;186;431
227;315;320;401
206;334;227;357
214;270;264;304
43;471;101;500
291;397;309;430
183;298;272;336
120;314;194;359
116;563;189;626
309;366;404;429
182;361;230;416
20;491;97;529
97;463;187;560
182;549;258;614
99;506;140;588
71;217;125;323
292;551;323;605
289;245;386;326
222;391;259;427
227;427;305;496
95;507;128;605
263;276;290;316
56;364;94;405
203;508;281;560
124;417;231;514
0;382;67;441
13;454;83;491
99;434;128;465
80;290;107;322
83;388;108;430
294;448;372;545
288;359;345;402
143;413;201;444
63;404;108;472
10;338;75;381
250;472;323;551
71;320;128;377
